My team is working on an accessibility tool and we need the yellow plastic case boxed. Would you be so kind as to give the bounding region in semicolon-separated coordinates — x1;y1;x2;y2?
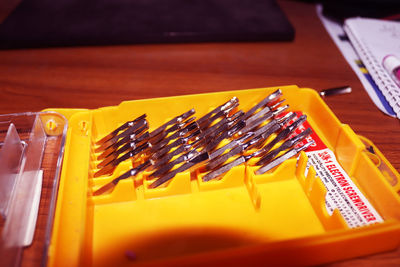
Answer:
47;86;400;266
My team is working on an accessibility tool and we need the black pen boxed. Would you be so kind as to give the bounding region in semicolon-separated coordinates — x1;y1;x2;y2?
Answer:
319;86;352;97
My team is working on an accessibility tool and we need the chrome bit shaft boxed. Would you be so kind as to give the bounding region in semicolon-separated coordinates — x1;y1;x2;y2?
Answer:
256;141;314;175
95;114;147;145
149;151;209;188
257;128;312;166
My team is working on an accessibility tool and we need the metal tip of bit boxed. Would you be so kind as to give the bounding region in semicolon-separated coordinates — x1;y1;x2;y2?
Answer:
95;121;148;154
277;112;296;124
223;97;239;110
95;117;148;149
244;106;272;125
149;151;190;178
296;140;314;151
272;104;289;116
96;135;114;147
150;108;196;138
206;145;243;171
209;137;240;160
294;128;312;141
253;120;278;138
182;116;196;126
176;109;196;124
98;131;150;162
200;102;239;130
95;114;147;145
92;165;146;196
197;98;239;127
97;139;131;160
243;90;283;120
238;109;277;136
148;177;167;189
93;181;117;196
229;110;244;121
264;89;283;105
255;140;314;175
99;142;148;170
95;139;114;153
256;128;312;166
94;164;116;178
149;151;208;188
97;154;116;168
150;121;197;152
270;88;282;98
270;99;286;110
202;156;245;182
252;117;300;161
97;148;115;160
286;115;307;132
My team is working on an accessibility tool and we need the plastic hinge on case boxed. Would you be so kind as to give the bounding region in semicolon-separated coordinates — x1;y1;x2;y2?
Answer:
358;135;400;193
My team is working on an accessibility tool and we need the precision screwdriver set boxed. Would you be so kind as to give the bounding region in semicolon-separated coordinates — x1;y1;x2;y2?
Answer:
2;86;400;266
90;89;312;195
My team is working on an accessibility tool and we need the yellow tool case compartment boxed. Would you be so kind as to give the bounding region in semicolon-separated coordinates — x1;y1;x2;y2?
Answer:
47;85;400;266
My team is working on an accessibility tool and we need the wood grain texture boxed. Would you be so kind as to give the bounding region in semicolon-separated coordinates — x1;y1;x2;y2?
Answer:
0;0;399;266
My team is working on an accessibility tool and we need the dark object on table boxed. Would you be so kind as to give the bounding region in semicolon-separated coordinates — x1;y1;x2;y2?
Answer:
315;0;400;23
0;0;295;49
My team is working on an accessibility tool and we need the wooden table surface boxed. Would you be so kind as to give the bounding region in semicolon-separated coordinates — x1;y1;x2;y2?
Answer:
0;0;399;266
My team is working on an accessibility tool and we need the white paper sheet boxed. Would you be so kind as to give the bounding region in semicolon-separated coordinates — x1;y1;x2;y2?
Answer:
316;5;396;117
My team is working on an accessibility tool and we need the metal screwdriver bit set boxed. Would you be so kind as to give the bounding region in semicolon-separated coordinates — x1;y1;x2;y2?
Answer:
91;89;313;196
46;86;400;267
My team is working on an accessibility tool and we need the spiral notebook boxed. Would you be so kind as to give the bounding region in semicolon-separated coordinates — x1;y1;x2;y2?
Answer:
344;17;400;119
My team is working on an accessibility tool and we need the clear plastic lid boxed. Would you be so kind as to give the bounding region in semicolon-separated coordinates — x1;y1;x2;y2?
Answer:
0;112;67;267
